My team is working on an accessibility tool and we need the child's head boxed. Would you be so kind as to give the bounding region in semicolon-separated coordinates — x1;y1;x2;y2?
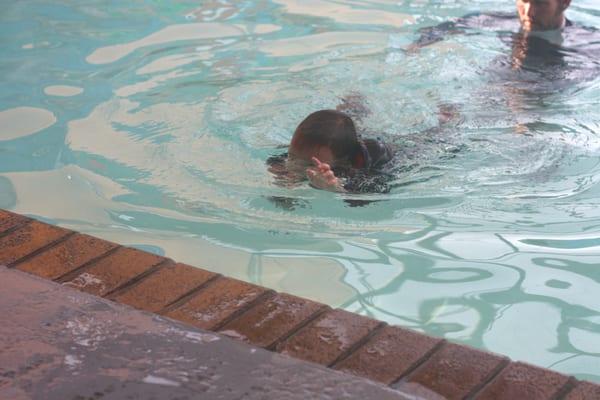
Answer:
289;109;360;168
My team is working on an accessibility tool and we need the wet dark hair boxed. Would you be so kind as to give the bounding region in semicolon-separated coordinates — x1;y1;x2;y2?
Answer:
290;109;361;162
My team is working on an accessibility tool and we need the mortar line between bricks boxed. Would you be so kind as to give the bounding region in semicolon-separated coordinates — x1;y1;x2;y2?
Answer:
0;218;32;240
389;339;448;388
160;273;222;311
267;305;331;351
553;377;579;400
7;230;76;268
104;258;174;299
210;290;277;332
329;322;387;368
158;274;224;314
55;245;123;283
464;357;511;400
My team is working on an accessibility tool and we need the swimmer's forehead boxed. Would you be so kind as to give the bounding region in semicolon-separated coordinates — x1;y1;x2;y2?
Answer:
289;145;335;164
519;0;557;3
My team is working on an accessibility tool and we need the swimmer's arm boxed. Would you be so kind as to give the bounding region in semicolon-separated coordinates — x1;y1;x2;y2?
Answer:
336;92;371;123
306;157;346;193
408;21;461;52
407;13;484;52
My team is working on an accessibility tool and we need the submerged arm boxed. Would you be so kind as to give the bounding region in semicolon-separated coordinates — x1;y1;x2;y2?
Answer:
342;172;392;194
409;20;462;51
407;12;487;52
336;92;371;124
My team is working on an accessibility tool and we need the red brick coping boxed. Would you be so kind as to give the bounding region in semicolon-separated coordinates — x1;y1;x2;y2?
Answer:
1;209;599;400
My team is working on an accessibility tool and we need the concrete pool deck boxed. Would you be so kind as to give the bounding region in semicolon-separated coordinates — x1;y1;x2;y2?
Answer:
0;267;410;400
1;208;599;399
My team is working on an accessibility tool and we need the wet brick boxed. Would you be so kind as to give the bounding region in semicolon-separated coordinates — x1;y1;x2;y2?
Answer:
14;233;118;280
61;247;166;296
111;263;217;313
395;342;507;400
276;309;381;366
219;292;326;348
564;380;600;400
474;361;571;400
0;220;71;266
163;277;270;330
335;325;442;384
0;209;30;235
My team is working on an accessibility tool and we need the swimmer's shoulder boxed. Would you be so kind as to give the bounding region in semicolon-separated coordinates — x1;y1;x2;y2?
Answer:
563;19;600;53
457;11;520;32
362;138;395;170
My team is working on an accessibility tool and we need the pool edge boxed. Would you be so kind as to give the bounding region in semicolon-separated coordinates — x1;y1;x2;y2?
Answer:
1;208;599;399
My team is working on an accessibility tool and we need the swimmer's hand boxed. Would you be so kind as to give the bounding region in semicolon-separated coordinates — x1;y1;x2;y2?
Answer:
306;157;345;192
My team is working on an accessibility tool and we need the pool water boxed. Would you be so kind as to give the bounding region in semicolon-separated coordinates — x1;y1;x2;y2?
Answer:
2;0;600;382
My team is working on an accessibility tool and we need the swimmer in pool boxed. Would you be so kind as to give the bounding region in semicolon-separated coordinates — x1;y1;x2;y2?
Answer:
267;109;394;193
267;96;460;195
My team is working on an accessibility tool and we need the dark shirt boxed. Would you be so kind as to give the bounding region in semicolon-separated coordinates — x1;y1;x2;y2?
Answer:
359;138;394;170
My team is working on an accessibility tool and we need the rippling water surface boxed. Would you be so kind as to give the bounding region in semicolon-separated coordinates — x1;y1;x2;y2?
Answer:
2;0;600;381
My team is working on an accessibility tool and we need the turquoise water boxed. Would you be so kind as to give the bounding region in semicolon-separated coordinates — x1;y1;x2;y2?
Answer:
2;0;600;381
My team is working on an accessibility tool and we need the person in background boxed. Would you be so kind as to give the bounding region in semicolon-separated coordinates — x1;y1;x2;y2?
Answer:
409;0;599;71
408;0;598;134
517;0;571;31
